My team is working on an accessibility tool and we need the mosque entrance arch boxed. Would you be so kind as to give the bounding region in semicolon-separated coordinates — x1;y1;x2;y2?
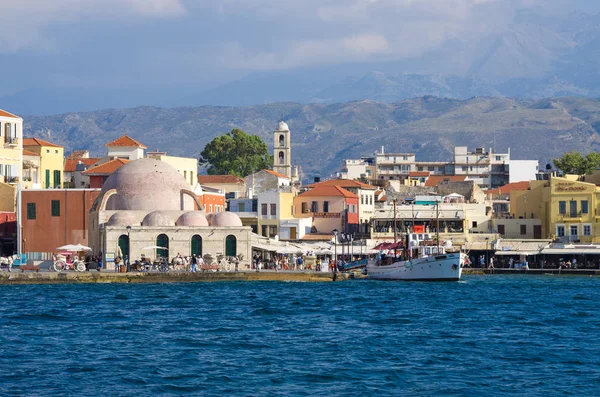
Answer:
191;235;202;257
156;234;169;259
118;234;129;259
225;235;237;257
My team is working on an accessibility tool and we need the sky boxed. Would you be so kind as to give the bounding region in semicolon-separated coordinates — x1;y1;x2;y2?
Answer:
1;0;599;113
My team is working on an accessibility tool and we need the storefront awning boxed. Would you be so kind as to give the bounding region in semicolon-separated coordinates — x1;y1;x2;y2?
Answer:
541;248;600;255
494;250;540;256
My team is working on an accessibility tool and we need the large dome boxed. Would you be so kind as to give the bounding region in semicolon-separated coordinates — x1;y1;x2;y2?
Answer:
100;158;195;211
107;211;140;226
209;212;243;227
142;211;176;227
276;121;289;132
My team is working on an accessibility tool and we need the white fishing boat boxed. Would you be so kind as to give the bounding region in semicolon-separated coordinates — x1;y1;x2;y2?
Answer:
367;199;465;281
367;233;465;281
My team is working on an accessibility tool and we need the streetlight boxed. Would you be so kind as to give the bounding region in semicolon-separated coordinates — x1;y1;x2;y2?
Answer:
126;225;131;272
485;237;489;269
333;228;339;273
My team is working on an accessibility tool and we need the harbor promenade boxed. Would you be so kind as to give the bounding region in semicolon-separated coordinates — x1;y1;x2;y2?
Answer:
0;270;347;285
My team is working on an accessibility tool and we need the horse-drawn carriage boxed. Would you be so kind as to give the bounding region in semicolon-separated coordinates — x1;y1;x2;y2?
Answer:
200;254;243;272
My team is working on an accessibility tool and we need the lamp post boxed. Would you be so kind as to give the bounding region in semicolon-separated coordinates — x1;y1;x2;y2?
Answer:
333;228;339;273
485;237;489;269
126;225;131;272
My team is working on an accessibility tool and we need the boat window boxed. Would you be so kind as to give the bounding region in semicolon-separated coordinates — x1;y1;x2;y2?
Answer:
411;233;417;240
418;234;424;240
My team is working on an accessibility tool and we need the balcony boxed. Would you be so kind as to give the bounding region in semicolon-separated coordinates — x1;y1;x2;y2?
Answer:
4;137;18;147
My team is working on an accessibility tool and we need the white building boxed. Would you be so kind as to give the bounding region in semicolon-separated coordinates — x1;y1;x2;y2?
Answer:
508;160;539;183
0;109;23;184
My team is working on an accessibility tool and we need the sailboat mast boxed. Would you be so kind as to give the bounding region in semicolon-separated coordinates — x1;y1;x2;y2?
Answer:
436;200;440;250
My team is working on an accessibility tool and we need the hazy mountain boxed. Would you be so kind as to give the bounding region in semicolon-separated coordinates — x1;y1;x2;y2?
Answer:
23;96;600;181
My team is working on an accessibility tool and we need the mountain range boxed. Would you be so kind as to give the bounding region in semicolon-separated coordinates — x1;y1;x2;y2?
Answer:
5;9;600;115
23;96;600;181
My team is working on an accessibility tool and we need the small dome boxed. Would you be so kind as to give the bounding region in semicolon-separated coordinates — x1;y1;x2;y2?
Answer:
176;212;209;227
209;212;243;227
142;211;175;227
107;212;139;226
276;121;289;132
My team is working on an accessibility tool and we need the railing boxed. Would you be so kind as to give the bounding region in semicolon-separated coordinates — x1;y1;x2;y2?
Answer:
5;137;18;146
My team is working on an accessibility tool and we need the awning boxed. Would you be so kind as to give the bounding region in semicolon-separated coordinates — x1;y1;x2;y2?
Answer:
494;251;540;256
541;248;600;255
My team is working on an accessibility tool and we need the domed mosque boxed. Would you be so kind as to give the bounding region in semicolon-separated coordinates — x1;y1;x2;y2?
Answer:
89;158;250;269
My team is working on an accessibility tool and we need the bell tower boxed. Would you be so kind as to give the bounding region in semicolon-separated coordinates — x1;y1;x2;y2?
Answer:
273;121;291;178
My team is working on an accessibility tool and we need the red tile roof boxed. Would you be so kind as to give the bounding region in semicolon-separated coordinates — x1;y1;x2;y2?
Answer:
424;175;467;187
301;233;336;241
82;158;129;175
264;169;289;179
22;138;63;148
0;109;20;119
485;181;530;195
66;150;89;160
105;135;147;149
22;150;40;157
409;171;430;177
298;185;357;198
197;175;245;184
308;179;377;190
64;158;101;172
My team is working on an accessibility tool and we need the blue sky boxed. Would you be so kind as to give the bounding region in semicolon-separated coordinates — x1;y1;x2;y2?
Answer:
1;0;599;113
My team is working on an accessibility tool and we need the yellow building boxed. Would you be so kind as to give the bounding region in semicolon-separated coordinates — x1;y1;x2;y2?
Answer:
22;138;64;189
511;176;600;242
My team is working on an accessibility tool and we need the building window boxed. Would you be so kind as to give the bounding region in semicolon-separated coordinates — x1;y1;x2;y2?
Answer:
261;203;267;215
279;134;285;147
184;170;187;179
558;201;566;215
496;156;501;161
428;166;434;171
472;221;477;228
311;201;318;212
520;224;526;235
556;225;565;237
498;224;505;235
370;195;373;205
417;166;423;171
51;200;60;217
279;151;285;165
53;170;61;188
361;195;364;205
46;149;50;154
323;201;329;212
27;203;36;220
269;226;277;238
569;200;577;217
462;166;468;171
583;224;592;236
302;202;308;213
270;203;276;216
209;204;213;213
225;235;237;256
238;202;245;212
582;200;589;214
55;149;59;154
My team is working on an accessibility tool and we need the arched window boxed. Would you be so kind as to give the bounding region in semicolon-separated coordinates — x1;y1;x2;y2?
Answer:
279;151;285;165
118;234;129;259
279;134;285;146
191;235;202;257
156;234;169;259
225;235;237;256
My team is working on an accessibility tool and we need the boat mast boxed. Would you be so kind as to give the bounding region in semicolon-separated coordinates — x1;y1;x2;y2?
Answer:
436;199;440;251
393;199;397;244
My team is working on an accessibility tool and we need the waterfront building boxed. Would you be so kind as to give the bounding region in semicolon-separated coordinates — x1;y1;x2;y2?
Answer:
511;175;600;242
337;157;376;181
194;184;225;213
0;110;23;187
293;185;359;236
22;138;64;189
197;175;246;199
104;135;146;161
88;159;251;271
21;188;100;256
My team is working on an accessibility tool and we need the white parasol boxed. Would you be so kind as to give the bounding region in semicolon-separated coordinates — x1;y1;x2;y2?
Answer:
56;244;92;251
143;246;168;250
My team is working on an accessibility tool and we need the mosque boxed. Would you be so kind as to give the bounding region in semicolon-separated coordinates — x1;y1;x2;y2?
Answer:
88;158;251;270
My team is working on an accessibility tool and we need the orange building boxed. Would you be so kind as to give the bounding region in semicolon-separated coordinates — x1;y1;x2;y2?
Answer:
21;189;100;254
196;185;226;213
82;158;129;188
293;185;359;235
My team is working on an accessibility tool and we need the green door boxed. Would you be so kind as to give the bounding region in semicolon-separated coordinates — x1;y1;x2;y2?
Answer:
45;169;50;189
191;235;202;256
156;234;169;259
53;170;61;188
118;235;129;259
225;235;236;256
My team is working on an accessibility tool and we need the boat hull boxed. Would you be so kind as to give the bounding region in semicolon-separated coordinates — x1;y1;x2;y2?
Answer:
367;253;464;281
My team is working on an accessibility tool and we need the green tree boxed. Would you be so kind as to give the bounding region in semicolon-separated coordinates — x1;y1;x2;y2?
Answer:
199;128;273;177
553;151;600;175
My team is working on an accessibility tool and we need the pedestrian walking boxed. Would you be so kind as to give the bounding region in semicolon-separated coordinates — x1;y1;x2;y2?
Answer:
191;254;197;272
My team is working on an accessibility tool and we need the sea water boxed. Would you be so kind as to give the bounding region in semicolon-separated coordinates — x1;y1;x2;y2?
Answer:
0;276;599;396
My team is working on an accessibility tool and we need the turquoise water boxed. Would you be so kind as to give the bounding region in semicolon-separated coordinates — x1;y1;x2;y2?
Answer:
1;276;599;396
